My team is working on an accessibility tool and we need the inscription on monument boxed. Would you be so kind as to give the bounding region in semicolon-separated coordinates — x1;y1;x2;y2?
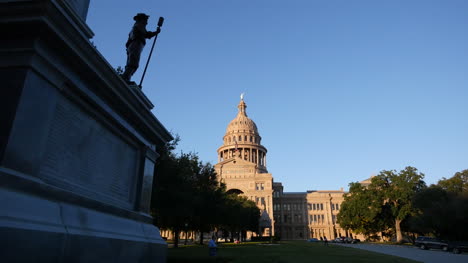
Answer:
39;95;138;209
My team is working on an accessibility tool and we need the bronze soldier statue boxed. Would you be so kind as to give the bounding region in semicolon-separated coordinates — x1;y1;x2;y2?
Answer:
121;13;160;83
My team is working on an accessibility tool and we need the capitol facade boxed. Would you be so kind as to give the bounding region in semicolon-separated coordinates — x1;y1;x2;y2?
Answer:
215;96;365;240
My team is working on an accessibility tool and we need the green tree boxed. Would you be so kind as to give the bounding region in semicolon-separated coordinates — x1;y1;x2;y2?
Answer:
191;162;226;245
337;182;392;238
370;167;426;243
407;186;452;237
407;169;468;240
151;149;198;248
338;166;426;243
221;194;260;242
150;136;260;247
437;169;468;195
239;198;261;233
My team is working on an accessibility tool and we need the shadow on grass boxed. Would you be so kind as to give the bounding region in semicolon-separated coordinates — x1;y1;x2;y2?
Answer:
168;257;232;263
168;241;421;263
167;245;232;263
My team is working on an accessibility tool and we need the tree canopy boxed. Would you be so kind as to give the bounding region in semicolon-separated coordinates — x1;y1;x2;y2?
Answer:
407;169;468;240
437;169;468;195
338;166;426;242
150;137;260;247
337;182;391;238
339;167;468;242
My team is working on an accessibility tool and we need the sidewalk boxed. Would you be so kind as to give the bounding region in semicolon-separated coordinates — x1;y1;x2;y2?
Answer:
334;243;468;263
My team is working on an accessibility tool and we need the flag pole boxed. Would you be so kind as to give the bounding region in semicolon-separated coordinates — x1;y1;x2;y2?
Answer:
139;17;164;88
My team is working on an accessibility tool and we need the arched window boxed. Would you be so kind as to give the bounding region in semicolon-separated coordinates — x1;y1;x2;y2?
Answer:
238;135;242;141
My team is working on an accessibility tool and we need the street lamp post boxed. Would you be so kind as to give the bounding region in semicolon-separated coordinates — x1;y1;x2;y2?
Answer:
184;223;188;245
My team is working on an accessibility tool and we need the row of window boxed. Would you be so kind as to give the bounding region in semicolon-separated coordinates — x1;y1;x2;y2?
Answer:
275;203;304;211
220;149;262;159
307;203;341;211
255;183;265;191
255;197;266;205
274;202;341;212
308;203;324;211
309;214;325;223
226;135;259;143
233;121;248;125
276;214;335;224
275;214;304;224
285;214;303;223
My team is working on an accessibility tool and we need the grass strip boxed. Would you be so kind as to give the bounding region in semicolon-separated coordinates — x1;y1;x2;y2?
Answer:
168;241;421;263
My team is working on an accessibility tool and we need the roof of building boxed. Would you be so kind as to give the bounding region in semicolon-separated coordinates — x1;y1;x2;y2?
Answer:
318;190;344;193
282;192;307;196
359;176;374;186
225;98;259;136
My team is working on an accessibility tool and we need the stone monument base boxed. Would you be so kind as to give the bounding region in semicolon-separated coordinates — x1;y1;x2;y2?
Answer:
1;168;167;263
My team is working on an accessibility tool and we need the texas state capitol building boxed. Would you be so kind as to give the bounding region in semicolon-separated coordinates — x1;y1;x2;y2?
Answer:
214;96;274;237
215;96;365;240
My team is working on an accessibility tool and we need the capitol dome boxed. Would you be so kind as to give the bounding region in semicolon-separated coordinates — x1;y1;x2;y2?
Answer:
225;99;258;135
223;98;262;146
217;96;268;171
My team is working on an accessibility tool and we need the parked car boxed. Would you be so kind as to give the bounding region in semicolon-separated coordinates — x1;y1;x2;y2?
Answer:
343;237;353;243
307;238;319;242
330;236;358;243
414;236;448;251
449;242;468;254
333;237;344;243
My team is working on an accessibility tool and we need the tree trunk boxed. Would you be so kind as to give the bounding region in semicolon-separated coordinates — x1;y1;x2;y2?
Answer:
173;229;180;248
395;219;403;243
199;231;204;245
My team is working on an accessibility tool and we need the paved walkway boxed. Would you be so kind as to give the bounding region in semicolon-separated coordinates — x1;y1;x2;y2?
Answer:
333;243;468;263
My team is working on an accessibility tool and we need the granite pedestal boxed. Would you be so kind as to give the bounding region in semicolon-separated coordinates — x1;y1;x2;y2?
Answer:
0;1;171;262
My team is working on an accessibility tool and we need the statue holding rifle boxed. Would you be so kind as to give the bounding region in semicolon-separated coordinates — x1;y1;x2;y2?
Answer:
122;13;164;86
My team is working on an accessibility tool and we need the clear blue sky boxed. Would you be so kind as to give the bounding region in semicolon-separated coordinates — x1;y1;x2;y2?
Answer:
87;0;468;192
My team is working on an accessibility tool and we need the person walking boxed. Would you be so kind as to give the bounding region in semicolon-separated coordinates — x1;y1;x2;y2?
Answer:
208;236;218;256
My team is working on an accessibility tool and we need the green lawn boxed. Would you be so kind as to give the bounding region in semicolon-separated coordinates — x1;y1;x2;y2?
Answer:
168;241;421;263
